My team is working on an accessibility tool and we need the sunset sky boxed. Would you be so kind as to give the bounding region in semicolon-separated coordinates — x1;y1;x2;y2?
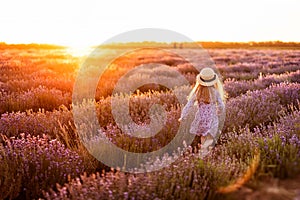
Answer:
0;0;299;47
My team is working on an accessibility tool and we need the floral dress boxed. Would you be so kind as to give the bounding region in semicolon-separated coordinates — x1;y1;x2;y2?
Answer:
180;88;224;139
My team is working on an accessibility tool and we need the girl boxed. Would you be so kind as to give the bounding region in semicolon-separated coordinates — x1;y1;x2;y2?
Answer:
179;67;225;151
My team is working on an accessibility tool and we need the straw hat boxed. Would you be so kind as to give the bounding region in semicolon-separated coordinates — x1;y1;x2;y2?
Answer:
196;67;218;86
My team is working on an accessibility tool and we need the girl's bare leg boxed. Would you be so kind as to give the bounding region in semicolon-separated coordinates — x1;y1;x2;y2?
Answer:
200;135;206;144
201;134;214;148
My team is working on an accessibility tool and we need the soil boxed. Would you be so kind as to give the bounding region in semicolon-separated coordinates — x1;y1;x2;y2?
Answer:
227;175;300;200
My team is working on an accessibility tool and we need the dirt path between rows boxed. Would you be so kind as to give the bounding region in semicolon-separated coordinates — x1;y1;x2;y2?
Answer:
229;175;300;200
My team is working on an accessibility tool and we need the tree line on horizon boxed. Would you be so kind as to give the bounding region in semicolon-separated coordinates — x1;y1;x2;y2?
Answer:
0;41;300;50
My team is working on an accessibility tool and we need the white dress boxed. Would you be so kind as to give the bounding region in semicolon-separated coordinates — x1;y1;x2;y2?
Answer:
180;88;224;139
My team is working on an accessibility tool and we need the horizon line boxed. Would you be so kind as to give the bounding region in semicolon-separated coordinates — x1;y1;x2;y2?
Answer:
1;40;300;48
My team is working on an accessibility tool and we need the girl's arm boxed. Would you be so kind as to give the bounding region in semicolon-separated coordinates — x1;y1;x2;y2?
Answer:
216;90;225;115
179;93;196;121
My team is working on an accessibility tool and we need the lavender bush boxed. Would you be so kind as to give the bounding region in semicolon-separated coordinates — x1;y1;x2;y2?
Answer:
0;134;84;199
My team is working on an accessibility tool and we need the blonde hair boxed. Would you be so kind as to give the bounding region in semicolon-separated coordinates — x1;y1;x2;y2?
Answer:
196;85;212;104
188;76;226;104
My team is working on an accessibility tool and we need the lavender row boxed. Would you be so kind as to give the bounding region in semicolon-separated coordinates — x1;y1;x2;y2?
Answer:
0;85;71;114
224;82;300;131
224;70;300;98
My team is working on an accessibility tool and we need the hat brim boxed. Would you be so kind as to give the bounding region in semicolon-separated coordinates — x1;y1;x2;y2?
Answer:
197;74;218;86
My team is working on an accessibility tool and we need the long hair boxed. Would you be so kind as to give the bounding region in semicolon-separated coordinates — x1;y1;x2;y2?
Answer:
196;85;212;104
187;77;226;104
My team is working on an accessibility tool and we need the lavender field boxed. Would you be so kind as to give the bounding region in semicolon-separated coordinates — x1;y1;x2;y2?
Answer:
0;45;300;199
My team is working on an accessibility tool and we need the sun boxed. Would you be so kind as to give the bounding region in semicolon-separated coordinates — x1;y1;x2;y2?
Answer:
65;44;94;57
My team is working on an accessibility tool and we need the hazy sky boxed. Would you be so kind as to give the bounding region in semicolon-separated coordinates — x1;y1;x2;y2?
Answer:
0;0;299;47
